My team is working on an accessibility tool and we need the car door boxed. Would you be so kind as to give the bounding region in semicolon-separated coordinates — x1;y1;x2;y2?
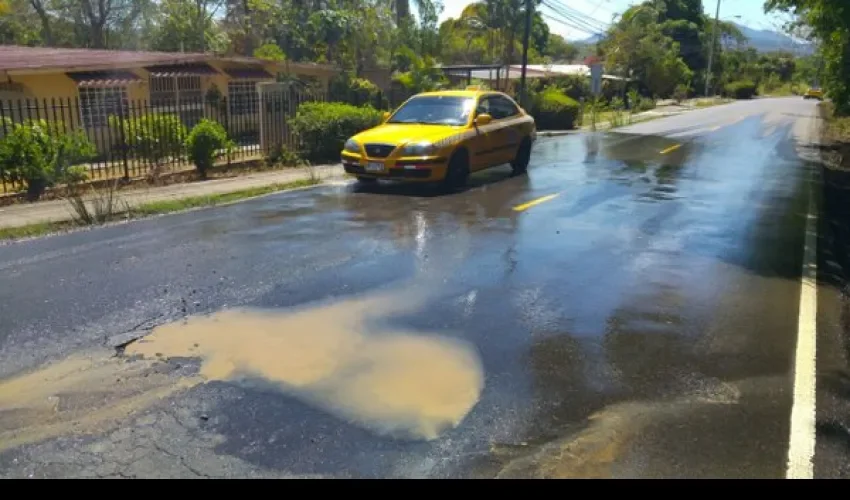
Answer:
468;95;499;171
487;95;523;165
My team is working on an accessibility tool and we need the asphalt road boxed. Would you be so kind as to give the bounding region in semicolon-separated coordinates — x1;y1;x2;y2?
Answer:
0;97;836;479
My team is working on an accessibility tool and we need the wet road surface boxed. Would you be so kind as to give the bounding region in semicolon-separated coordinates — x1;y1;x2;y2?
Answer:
0;97;831;478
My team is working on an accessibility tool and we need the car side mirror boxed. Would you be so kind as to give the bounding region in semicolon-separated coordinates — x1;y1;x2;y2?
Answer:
382;111;391;122
475;114;492;127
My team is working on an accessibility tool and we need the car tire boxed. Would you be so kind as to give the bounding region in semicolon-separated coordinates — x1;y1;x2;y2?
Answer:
511;138;532;175
443;151;470;192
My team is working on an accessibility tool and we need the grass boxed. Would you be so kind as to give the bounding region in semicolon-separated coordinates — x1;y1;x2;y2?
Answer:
822;102;850;141
0;222;72;241
0;177;322;242
817;101;850;171
759;82;805;97
692;97;734;108
132;178;319;216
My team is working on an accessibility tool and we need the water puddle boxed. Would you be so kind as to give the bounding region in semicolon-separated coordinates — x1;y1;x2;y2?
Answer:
126;293;484;440
0;289;485;450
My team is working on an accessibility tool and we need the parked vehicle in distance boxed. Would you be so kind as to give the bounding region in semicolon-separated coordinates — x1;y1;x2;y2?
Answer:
804;87;824;100
340;88;537;190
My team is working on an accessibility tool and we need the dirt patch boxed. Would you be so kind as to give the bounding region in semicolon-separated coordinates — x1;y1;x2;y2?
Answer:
0;353;199;453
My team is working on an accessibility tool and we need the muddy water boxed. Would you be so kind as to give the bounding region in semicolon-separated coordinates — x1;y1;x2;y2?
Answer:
125;292;485;440
0;290;485;451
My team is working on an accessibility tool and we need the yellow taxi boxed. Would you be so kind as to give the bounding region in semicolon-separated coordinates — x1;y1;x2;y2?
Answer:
340;89;536;189
804;87;824;100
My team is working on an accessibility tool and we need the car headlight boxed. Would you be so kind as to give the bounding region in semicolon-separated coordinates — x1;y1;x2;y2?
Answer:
399;141;436;156
343;139;360;153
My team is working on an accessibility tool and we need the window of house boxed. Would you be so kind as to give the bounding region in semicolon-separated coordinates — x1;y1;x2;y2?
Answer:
149;75;203;127
228;80;259;115
79;87;128;128
150;76;202;108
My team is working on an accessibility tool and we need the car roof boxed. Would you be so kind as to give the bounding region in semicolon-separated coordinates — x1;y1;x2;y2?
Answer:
415;89;503;98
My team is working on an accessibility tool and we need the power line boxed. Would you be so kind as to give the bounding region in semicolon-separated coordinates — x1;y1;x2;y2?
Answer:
540;5;608;40
540;11;604;38
543;0;611;33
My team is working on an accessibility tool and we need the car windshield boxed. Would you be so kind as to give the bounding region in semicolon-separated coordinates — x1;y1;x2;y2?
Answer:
387;96;475;126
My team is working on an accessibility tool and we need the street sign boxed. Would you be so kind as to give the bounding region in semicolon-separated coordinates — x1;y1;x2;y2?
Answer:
590;63;603;96
583;55;601;66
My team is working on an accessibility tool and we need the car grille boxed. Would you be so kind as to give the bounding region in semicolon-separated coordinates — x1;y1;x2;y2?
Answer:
364;144;396;158
344;165;431;179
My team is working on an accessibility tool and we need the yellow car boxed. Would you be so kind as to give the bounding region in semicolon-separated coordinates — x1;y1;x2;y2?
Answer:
804;87;824;100
340;89;537;189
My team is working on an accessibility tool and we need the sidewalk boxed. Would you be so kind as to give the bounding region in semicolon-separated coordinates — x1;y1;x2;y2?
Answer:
0;164;345;230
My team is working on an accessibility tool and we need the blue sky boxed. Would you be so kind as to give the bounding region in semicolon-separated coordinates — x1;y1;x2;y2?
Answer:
438;1;789;41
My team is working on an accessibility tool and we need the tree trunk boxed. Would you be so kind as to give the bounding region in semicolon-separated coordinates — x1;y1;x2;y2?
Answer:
90;23;105;48
395;0;410;26
29;0;53;45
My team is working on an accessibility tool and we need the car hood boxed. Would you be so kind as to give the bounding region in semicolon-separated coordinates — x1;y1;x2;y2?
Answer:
352;123;463;146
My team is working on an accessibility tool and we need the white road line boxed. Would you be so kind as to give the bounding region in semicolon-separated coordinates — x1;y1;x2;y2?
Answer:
786;168;818;480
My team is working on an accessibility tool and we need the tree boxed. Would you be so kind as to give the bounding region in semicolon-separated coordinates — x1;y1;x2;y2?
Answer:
0;0;42;45
544;33;578;63
150;0;225;53
604;6;693;98
74;0;146;48
766;0;850;112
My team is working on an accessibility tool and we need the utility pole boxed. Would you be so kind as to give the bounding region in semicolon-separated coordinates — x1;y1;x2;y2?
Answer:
519;0;532;109
704;0;722;97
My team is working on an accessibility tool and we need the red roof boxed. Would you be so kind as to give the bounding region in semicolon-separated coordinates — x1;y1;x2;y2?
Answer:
0;45;211;72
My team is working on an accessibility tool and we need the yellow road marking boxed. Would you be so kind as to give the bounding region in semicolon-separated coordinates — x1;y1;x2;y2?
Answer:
660;144;682;155
513;193;560;212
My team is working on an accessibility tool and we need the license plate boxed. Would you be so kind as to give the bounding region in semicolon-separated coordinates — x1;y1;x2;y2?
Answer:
365;162;384;172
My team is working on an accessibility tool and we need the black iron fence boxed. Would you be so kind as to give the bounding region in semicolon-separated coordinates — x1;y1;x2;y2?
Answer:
0;87;326;194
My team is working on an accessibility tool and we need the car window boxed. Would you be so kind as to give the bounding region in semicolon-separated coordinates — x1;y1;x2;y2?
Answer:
387;96;476;126
489;95;520;120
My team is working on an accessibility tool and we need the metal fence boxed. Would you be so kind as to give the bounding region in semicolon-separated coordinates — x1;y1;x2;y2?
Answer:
0;87;326;194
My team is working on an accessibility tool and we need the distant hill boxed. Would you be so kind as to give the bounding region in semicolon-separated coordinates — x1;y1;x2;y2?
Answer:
731;23;814;55
572;22;814;56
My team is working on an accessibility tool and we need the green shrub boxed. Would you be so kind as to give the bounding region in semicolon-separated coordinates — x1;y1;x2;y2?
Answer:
110;113;187;167
0;119;95;200
289;102;383;162
530;89;580;130
329;74;386;108
724;80;758;100
185;119;234;179
673;84;690;103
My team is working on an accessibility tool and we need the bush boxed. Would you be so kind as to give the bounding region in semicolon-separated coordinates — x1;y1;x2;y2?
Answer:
0;119;95;200
530;89;580;131
185;119;234;179
329;75;386;108
724;80;758;100
673;84;690;103
289;102;383;162
110;113;187;167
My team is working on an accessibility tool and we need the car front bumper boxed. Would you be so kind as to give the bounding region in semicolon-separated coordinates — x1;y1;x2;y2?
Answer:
340;152;449;182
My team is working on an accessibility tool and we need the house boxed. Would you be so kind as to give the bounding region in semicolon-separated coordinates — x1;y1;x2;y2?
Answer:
0;46;339;158
439;64;631;95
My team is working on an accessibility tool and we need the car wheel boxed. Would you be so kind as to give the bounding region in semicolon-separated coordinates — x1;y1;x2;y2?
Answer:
511;138;532;175
443;151;470;191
